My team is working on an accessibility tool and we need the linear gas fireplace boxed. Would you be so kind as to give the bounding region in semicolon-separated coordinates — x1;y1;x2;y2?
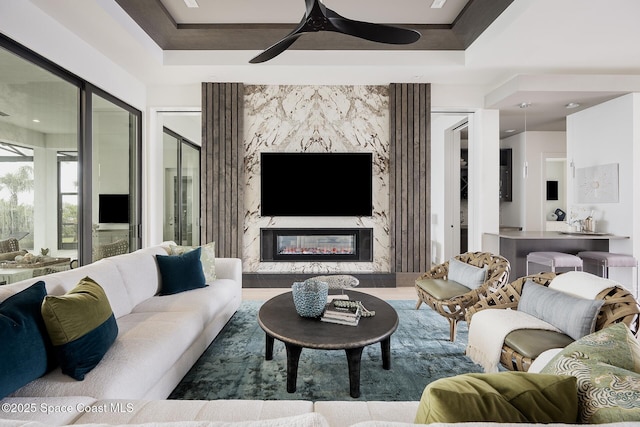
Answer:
261;228;373;262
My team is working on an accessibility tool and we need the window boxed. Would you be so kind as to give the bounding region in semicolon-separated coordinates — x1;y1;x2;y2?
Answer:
58;151;78;250
0;34;141;278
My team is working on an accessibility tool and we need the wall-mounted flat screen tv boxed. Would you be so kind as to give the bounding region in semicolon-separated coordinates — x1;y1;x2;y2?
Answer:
261;152;373;216
98;194;130;223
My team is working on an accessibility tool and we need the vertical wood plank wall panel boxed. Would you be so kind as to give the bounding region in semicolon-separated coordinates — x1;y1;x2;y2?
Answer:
389;83;431;273
201;82;244;258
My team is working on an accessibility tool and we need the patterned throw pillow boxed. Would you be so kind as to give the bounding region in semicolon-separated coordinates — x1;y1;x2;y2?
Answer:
170;241;216;283
541;323;640;423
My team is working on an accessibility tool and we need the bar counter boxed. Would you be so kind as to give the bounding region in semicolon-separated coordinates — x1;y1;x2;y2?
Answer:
484;230;628;279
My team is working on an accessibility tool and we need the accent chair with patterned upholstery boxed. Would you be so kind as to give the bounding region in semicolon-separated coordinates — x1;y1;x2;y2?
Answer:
415;251;511;342
466;271;640;372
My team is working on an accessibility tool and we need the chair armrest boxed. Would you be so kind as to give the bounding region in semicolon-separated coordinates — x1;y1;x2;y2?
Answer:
418;262;448;280
465;285;520;324
214;258;242;285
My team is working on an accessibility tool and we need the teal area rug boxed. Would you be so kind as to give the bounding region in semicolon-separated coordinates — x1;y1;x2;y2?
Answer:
169;300;483;401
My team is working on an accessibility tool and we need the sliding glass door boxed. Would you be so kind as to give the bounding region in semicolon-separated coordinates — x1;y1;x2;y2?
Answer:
0;35;142;276
162;127;200;246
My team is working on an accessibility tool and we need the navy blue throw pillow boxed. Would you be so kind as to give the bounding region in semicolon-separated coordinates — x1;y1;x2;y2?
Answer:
156;246;207;295
0;281;54;398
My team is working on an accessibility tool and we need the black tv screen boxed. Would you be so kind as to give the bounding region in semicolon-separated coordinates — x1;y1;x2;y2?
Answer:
261;152;373;216
99;194;130;223
546;181;559;201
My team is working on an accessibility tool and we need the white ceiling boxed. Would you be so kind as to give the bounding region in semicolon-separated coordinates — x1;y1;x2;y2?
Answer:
11;0;640;138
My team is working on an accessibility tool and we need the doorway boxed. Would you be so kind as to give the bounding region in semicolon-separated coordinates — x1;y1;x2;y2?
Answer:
162;127;200;246
442;117;471;261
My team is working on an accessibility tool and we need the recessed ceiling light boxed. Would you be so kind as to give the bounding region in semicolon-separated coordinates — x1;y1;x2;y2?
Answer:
565;102;580;109
431;0;447;8
183;0;199;8
32;119;40;123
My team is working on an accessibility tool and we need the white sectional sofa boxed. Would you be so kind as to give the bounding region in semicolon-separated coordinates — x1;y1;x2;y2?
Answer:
0;242;242;400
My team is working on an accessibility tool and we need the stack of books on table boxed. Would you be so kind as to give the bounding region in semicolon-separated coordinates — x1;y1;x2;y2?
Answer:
320;300;361;326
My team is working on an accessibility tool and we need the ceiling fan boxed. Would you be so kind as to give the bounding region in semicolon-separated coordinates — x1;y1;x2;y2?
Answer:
249;0;422;64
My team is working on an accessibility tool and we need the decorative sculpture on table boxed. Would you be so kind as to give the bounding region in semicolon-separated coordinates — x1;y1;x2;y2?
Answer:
308;274;359;291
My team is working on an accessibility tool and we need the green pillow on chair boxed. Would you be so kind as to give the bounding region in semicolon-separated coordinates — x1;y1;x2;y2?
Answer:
414;371;578;424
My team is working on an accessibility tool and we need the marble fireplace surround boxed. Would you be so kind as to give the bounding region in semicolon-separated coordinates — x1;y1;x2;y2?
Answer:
243;85;391;274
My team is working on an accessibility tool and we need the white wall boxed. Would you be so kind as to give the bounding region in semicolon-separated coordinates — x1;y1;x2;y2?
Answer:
501;131;566;231
0;1;146;111
431;113;469;265
470;109;500;250
567;94;639;293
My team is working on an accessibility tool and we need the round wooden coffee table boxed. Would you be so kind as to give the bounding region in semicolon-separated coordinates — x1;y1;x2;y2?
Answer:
257;290;398;398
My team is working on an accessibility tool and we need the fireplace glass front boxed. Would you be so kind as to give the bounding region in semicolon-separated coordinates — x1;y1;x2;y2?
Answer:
261;228;372;262
277;234;355;256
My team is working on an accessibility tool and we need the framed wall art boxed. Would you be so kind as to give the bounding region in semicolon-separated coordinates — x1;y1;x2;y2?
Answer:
576;163;619;203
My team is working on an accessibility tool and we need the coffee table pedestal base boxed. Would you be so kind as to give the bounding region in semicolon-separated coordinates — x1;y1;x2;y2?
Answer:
264;334;391;399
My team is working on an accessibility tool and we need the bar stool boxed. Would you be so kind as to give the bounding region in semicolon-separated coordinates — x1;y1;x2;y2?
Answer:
526;251;583;275
578;251;638;296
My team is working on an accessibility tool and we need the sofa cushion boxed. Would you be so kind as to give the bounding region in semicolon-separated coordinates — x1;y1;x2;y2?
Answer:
156;247;207;295
447;258;488;289
518;280;604;340
132;279;238;325
414;372;578;424
541;323;640;423
40;259;133;318
0;281;53;399
169;241;216;283
503;329;574;359
0;414;330;427
75;399;314;425
415;278;470;300
105;246;168;308
12;310;203;399
314;401;419;427
0;397;97;425
41;277;118;381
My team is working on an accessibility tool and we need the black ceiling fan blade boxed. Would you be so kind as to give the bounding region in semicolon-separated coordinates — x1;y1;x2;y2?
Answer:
328;17;421;45
249;33;303;63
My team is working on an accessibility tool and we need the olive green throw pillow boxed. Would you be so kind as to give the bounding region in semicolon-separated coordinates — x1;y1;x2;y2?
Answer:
414;372;578;424
41;277;118;381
